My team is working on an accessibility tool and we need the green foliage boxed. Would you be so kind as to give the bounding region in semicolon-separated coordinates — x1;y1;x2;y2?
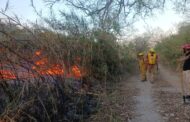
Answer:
155;23;190;67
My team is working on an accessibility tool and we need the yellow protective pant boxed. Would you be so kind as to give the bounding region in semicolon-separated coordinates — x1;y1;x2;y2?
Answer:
147;64;157;82
139;61;146;81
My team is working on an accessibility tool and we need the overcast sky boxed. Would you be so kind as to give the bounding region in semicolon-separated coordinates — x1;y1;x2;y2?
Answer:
134;4;184;34
0;0;44;21
0;0;184;35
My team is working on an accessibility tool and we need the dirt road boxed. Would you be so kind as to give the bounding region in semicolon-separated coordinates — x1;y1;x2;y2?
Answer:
88;65;190;122
131;77;163;122
127;65;190;122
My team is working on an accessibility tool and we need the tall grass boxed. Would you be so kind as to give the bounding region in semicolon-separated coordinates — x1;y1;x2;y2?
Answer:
0;20;136;121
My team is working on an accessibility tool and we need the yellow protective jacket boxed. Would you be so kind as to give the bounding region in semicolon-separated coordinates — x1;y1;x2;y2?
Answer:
138;58;146;71
147;52;157;65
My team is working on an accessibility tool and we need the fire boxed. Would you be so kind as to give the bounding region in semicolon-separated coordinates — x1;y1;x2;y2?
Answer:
72;65;82;78
0;50;83;80
33;50;83;78
36;64;65;75
33;51;65;76
35;58;48;66
0;70;16;80
47;64;64;75
35;50;42;56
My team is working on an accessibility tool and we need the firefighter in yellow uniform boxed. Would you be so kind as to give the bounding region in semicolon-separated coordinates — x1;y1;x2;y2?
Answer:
138;53;147;81
146;48;158;82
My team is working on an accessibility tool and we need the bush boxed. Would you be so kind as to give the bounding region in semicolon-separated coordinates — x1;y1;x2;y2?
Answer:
0;21;136;121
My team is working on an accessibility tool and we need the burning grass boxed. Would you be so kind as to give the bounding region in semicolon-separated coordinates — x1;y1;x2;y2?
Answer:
0;49;83;80
0;40;99;122
0;19;136;121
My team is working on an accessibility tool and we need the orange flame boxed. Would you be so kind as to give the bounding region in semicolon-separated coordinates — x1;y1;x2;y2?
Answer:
0;70;16;80
35;58;48;66
72;65;82;78
37;64;65;75
0;50;83;80
35;50;42;56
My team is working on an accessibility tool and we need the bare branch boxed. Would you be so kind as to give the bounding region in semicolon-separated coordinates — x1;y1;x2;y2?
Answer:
4;0;10;12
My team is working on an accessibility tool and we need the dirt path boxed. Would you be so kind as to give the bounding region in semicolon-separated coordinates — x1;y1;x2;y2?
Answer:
153;65;190;122
129;76;163;122
158;65;181;92
89;65;190;122
127;64;190;122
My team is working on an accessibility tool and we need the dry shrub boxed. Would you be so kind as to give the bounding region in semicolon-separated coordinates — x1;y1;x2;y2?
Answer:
0;20;135;121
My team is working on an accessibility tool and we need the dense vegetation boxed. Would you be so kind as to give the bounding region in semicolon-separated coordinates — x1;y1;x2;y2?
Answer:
0;19;137;121
0;0;189;121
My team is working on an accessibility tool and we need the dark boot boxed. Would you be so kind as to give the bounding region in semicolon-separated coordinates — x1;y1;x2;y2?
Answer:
183;96;186;104
183;95;190;104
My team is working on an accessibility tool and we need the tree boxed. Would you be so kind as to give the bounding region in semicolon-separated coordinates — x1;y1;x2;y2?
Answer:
133;35;150;53
31;0;167;33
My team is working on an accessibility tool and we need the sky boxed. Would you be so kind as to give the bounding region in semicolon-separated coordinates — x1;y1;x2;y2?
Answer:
0;0;44;22
0;0;185;35
134;5;184;34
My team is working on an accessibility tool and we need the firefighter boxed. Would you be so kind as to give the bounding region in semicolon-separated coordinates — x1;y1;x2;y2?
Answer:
179;44;190;102
146;48;158;83
137;52;147;81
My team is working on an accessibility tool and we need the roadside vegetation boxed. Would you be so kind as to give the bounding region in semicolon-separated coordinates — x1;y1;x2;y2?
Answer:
0;17;136;121
155;23;190;68
0;0;189;121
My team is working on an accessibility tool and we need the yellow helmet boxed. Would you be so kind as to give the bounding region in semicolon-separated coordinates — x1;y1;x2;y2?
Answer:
138;52;144;56
149;48;155;52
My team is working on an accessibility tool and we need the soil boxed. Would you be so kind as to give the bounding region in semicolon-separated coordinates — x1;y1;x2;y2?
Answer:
87;75;138;122
88;65;190;122
131;77;163;122
131;65;190;122
153;65;190;122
